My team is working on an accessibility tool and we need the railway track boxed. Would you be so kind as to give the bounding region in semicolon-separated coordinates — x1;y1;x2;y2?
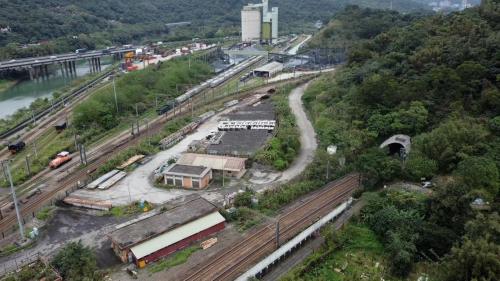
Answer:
0;76;312;237
182;173;360;281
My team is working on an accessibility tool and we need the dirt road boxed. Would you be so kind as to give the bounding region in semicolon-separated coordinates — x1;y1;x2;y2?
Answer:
278;82;317;183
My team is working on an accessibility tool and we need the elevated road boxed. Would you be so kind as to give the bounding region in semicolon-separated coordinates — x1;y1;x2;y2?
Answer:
0;47;135;71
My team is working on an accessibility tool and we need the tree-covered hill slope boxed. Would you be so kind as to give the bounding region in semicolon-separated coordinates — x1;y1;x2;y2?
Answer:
0;0;429;48
298;1;499;279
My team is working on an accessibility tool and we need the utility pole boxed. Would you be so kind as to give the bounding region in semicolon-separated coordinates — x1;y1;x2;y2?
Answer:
222;157;225;187
32;140;38;158
113;76;119;113
146;119;150;146
190;97;193;118
25;155;31;176
31;110;36;126
275;220;280;249
74;134;78;151
2;161;25;240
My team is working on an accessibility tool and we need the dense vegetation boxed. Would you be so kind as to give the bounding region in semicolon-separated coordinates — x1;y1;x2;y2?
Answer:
72;58;211;141
0;0;432;59
51;241;101;281
255;85;300;170
295;1;499;279
282;223;387;280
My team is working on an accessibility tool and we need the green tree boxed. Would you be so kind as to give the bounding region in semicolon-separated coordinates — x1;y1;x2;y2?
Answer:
234;191;253;208
51;241;100;281
441;237;500;281
455;156;499;197
404;152;438;181
355;148;402;189
413;119;489;172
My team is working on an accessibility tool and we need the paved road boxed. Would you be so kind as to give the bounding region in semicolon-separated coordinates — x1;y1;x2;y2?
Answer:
278;82;317;183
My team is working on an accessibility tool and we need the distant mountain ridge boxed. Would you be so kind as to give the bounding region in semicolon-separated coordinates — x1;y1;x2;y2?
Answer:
0;0;429;46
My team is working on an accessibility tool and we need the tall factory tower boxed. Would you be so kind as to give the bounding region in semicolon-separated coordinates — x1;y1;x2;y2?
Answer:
241;0;278;44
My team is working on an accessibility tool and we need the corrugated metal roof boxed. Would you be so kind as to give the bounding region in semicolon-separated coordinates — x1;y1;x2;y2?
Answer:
130;211;225;259
177;153;246;172
254;61;283;73
109;196;217;248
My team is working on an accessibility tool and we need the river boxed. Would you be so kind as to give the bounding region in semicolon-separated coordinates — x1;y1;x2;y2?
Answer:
0;58;112;119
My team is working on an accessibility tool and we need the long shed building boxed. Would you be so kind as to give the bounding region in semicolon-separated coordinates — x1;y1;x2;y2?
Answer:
108;196;225;268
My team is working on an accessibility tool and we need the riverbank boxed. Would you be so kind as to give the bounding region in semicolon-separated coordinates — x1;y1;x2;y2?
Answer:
0;79;18;93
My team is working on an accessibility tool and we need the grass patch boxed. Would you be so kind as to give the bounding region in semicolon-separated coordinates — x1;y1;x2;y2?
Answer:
255;84;300;170
1;259;60;281
148;245;200;274
221;207;264;232
281;224;390;281
35;206;55;221
106;201;153;217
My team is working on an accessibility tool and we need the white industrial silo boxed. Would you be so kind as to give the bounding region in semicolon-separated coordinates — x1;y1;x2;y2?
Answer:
241;6;262;42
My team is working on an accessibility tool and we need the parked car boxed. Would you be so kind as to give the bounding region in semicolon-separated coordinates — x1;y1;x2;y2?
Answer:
421;181;433;188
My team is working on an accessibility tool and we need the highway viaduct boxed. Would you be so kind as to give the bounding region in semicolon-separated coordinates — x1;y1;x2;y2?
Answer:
0;47;136;79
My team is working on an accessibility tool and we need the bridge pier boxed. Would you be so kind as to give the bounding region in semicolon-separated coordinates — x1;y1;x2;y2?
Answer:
71;60;76;75
59;62;64;77
34;65;40;80
39;65;46;80
28;67;34;80
44;65;49;78
63;61;69;77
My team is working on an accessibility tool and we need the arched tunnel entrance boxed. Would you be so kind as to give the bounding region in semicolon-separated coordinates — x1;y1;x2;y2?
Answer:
387;143;405;156
380;134;411;158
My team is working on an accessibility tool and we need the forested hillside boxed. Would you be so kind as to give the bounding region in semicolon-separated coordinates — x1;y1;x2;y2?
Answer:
289;1;499;280
0;0;430;59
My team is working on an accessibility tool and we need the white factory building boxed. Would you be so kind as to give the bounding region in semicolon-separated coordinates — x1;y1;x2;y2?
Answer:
241;0;278;44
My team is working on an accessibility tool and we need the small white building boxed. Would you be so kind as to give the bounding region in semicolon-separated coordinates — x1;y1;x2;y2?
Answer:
253;61;283;78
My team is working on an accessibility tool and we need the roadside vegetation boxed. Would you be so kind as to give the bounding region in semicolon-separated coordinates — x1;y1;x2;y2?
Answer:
1;259;60;281
148;245;200;274
51;241;102;281
281;223;387;281
106;201;153;217
285;2;499;280
72;58;211;142
255;85;301;170
35;205;55;221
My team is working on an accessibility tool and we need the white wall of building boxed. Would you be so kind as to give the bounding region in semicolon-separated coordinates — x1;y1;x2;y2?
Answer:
241;9;262;42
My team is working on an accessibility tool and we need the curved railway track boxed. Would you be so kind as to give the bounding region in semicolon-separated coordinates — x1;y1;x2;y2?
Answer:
0;76;313;237
182;174;360;281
